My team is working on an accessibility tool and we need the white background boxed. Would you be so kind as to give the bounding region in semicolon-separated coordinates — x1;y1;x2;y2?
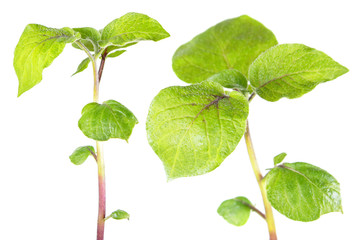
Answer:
1;0;361;239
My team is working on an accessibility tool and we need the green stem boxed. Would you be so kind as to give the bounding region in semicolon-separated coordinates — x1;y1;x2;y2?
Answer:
244;120;277;240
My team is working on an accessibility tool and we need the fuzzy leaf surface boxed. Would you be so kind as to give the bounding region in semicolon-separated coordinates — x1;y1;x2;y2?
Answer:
207;69;247;90
217;197;252;226
72;27;101;52
172;15;277;83
72;58;90;76
265;162;342;221
249;44;349;102
14;24;80;96
78;100;138;141
99;12;170;48
147;81;249;180
69;146;95;165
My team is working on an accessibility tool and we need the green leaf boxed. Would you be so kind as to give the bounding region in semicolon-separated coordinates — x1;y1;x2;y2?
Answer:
265;162;342;222
172;15;277;84
111;210;130;220
217;197;252;226
14;24;80;96
273;152;287;166
99;12;170;48
78;100;138;141
72;27;101;52
107;50;126;58
249;44;349;102
69;146;95;165
72;58;90;76
146;81;249;180
207;69;247;90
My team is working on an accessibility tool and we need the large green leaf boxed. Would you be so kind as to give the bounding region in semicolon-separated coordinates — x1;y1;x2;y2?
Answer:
14;24;80;96
217;197;252;226
69;146;95;165
172;15;277;84
249;44;349;102
147;81;249;180
99;12;170;48
78;100;138;141
265;162;342;222
72;27;101;52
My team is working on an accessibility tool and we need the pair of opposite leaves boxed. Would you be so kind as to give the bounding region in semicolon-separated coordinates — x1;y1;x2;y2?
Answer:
14;13;347;224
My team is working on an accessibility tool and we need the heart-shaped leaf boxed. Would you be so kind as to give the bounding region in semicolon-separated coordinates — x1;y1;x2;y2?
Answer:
249;44;348;102
78;100;138;141
265;162;342;221
172;15;277;84
147;81;249;180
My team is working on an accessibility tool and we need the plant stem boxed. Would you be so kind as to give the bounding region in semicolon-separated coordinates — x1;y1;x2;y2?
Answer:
96;141;106;240
89;50;106;240
98;49;108;82
244;120;277;240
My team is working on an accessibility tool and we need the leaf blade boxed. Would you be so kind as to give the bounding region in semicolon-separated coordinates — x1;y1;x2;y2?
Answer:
172;15;277;83
14;24;80;96
78;100;138;141
273;152;287;166
72;57;91;76
69;146;95;165
99;12;170;48
265;162;342;221
249;44;349;102
146;81;249;180
111;210;130;220
217;196;252;226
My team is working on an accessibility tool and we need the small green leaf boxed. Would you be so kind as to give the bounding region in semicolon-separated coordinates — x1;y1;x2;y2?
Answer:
265;162;342;222
111;210;130;220
72;27;101;52
14;24;80;96
217;197;252;226
172;15;277;84
99;12;170;48
78;100;138;141
107;50;126;58
207;69;247;90
69;146;95;165
72;58;91;76
273;152;287;166
249;44;349;102
146;81;249;180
